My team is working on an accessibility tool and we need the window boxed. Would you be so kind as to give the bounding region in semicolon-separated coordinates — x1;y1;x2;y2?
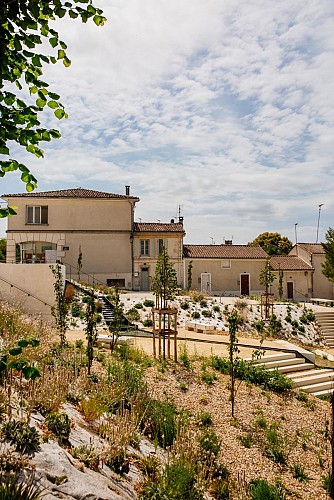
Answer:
221;259;231;269
140;239;150;256
26;206;48;224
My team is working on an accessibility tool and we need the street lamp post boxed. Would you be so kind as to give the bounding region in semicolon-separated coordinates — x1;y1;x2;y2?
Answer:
316;204;324;244
294;223;298;245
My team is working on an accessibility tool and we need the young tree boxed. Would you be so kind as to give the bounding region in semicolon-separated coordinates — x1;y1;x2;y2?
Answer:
187;260;193;291
259;258;276;319
278;268;284;301
227;309;241;418
77;245;83;282
151;246;178;309
249;232;292;255
85;296;98;375
108;290;125;352
50;263;68;345
322;228;334;282
0;1;106;217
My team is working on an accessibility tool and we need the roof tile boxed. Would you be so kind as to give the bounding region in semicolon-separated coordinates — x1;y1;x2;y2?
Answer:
183;244;268;259
2;188;139;200
134;222;185;233
270;255;313;270
297;243;325;254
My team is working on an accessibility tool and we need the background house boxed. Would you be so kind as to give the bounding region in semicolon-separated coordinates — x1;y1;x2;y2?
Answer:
133;221;185;290
269;255;313;301
2;187;139;288
183;244;268;296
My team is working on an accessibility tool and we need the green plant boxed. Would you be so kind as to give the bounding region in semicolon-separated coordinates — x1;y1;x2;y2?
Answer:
143;399;177;448
180;301;190;310
227;309;241;417
322;474;331;493
264;423;292;465
105;448;129;475
143;299;155;307
291;464;310;482
198;429;221;466
179;382;188;392
198;412;213;427
213;305;220;313
238;434;253;448
143;319;153;327
45;412;71;445
85;296;99;375
134;303;143;309
0;449;29;472
249;478;285;500
201;309;212;318
71;303;82;317
126;307;141;321
201;370;217;386
2;419;40;453
0;471;43;499
72;444;100;470
200;299;208;308
50;263;69;345
192;311;200;319
179;343;191;369
137;455;161;480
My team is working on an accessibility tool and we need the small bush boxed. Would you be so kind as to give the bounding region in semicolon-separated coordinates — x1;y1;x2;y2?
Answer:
126;307;140;321
192;311;200;319
200;299;208;308
291;464;310;482
201;370;217;386
249;478;286;500
179;343;191;369
143;299;155;308
202;309;212;318
180;301;189;310
2;420;40;453
71;303;82;317
143;400;177;449
199;429;221;465
134;303;143;309
198;412;213;427
106;448;129;475
213;305;220;313
72;444;100;470
143;319;153;327
238;434;253;448
45;412;71;445
264;423;291;465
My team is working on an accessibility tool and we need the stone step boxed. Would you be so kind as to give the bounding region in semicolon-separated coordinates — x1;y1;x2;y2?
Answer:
244;352;296;364
286;368;330;379
256;358;305;369
312;388;334;397
291;371;334;388
268;362;314;374
299;380;334;393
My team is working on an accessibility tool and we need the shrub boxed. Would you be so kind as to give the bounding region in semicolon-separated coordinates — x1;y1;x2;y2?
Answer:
105;448;129;475
71;303;82;317
180;301;189;310
300;308;315;324
126;307;140;321
143;400;177;449
198;412;213;427
199;429;221;465
0;471;43;499
134;303;143;309
201;370;217;386
264;423;291;464
192;311;200;319
200;299;208;308
235;299;247;310
72;444;100;470
190;292;205;303
291;464;310;482
82;295;91;303
179;343;191;369
249;478;286;500
143;319;153;327
238;434;253;448
2;420;40;453
45;412;71;445
143;299;155;308
201;309;212;318
213;305;220;313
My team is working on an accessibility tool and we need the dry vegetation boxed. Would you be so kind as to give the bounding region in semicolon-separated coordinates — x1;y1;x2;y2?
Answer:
0;300;332;499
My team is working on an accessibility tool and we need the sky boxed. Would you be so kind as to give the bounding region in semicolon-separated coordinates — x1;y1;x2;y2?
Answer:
1;0;333;245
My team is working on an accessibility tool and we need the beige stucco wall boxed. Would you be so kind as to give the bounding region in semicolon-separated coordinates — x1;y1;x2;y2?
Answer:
0;263;63;321
5;197;136;286
271;270;313;301
183;258;267;295
133;233;184;290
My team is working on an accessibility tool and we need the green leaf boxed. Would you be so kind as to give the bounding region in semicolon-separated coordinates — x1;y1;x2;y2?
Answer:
18;339;29;348
47;100;59;109
69;10;78;19
22;366;41;380
36;98;47;107
0;147;9;155
58;49;66;60
54;108;65;119
49;129;61;138
9;347;22;356
26;144;35;154
21;172;30;182
28;338;40;347
93;15;106;26
32;55;42;67
50;56;57;64
26;183;35;192
14;37;22;51
63;57;71;67
87;5;96;14
49;37;58;48
49;92;60;100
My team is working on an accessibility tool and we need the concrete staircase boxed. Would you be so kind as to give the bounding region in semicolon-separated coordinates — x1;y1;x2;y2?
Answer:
315;311;334;347
247;352;334;396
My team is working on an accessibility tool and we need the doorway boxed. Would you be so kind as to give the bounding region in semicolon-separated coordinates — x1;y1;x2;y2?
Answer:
287;282;294;300
240;274;250;296
140;268;150;291
201;273;211;294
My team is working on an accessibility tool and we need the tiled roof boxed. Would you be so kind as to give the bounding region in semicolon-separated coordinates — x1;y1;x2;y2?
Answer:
270;256;313;271
134;222;185;233
297;243;325;254
183;245;268;259
2;188;139;201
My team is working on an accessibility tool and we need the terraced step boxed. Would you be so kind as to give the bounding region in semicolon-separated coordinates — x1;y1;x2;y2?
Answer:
268;363;314;374
286;368;331;379
291;370;334;388
311;388;334;397
255;358;305;370
300;380;334;394
245;352;297;364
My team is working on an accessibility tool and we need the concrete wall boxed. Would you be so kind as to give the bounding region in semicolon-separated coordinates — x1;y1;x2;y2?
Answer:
183;258;267;296
271;270;313;301
312;254;334;299
0;263;63;321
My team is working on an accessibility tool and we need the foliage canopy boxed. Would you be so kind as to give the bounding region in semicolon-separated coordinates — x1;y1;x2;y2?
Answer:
322;227;334;282
249;232;292;255
0;0;105;217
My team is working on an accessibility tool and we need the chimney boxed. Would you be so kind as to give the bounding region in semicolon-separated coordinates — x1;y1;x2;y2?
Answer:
125;185;130;196
224;240;232;246
170;218;174;223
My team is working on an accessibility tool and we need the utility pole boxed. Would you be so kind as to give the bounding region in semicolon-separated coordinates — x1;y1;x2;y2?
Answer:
294;223;298;245
316;204;324;244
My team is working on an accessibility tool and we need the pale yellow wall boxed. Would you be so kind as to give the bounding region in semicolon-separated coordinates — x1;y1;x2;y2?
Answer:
6;198;134;231
271;270;313;301
0;263;64;321
133;233;184;290
312;254;334;299
184;258;267;295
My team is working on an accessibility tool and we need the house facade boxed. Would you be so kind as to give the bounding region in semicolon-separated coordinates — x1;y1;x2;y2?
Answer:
269;255;313;301
183;244;268;296
133;222;185;290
